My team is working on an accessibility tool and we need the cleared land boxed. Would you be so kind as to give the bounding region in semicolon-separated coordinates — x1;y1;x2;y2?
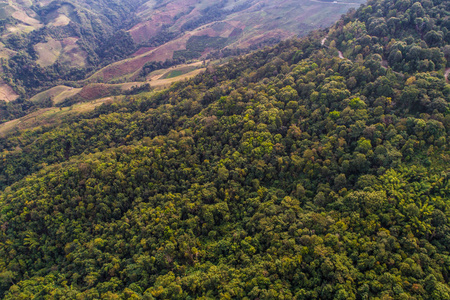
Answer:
0;97;120;137
48;14;71;27
30;60;208;105
0;0;365;91
4;59;209;137
34;37;86;68
89;34;192;82
35;39;62;67
59;37;87;67
149;67;205;89
0;42;17;59
89;0;364;82
160;65;200;79
30;85;82;104
11;10;41;28
0;81;19;102
0;3;15;19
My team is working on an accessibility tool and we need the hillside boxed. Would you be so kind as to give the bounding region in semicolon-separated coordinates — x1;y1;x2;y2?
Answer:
0;0;449;298
0;0;365;125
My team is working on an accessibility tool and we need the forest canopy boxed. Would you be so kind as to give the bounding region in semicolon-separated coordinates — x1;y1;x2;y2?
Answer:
0;0;449;299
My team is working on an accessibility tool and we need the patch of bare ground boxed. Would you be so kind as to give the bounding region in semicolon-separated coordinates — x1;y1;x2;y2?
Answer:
149;68;206;89
77;84;117;101
0;97;118;137
90;34;192;82
30;85;82;105
129;0;199;44
11;10;42;28
48;14;71;27
0;81;19;102
132;47;156;57
34;39;62;67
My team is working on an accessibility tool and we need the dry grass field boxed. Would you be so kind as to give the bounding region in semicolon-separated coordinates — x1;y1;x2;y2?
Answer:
30;85;82;104
0;97;121;137
0;81;19;102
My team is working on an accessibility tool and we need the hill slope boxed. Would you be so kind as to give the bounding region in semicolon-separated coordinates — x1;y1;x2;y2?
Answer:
0;0;449;298
0;0;364;106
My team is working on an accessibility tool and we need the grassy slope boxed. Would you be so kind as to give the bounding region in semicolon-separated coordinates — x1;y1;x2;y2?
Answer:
0;96;123;137
30;85;83;104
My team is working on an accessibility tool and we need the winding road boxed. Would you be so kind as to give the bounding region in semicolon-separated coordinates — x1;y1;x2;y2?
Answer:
321;35;345;59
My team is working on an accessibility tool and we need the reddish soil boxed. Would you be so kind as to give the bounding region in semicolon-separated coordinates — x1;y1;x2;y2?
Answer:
78;84;117;101
132;47;155;57
0;82;19;102
95;34;191;82
129;20;162;44
129;1;193;44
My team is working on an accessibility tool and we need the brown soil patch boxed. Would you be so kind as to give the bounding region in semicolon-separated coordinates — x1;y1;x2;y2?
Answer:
132;47;156;57
0;43;17;59
34;39;62;67
149;67;205;89
38;0;54;6
61;37;78;47
193;21;236;38
119;82;149;91
78;84;118;101
0;81;19;102
92;33;191;82
170;8;202;32
48;14;71;27
11;10;42;28
129;20;162;44
129;0;197;44
53;87;82;104
6;22;36;34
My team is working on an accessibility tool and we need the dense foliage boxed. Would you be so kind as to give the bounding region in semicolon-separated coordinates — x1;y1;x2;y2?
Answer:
0;99;40;124
0;0;450;298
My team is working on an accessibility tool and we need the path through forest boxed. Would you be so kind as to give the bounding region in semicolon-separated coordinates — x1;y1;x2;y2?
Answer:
321;35;344;59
